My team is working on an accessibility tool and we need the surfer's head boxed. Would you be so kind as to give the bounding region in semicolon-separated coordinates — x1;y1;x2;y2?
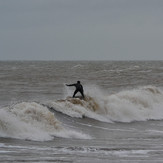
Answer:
77;81;80;84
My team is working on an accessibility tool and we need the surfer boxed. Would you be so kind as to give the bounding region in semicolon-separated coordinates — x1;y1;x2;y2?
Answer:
66;81;85;99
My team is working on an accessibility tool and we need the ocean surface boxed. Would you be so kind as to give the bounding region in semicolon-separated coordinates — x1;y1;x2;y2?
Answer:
0;61;163;163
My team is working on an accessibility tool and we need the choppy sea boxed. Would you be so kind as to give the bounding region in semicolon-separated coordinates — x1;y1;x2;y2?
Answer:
0;61;163;163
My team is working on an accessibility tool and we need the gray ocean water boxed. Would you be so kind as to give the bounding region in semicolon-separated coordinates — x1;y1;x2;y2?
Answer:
0;61;163;163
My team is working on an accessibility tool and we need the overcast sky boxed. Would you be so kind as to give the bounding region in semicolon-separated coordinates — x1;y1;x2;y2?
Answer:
0;0;163;60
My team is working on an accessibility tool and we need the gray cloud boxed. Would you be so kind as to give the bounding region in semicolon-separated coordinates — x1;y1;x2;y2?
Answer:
0;0;163;60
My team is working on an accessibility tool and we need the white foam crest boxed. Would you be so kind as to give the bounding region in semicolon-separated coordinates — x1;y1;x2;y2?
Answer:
71;64;85;69
105;86;163;122
0;102;90;141
46;85;163;123
91;66;140;75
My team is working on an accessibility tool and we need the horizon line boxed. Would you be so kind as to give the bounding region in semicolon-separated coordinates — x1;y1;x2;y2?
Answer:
0;59;163;62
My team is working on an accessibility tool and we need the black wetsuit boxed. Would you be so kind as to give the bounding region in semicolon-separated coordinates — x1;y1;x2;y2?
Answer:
66;82;85;98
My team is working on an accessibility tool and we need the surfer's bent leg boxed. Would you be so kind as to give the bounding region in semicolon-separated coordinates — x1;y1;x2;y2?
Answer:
80;90;85;99
73;90;78;98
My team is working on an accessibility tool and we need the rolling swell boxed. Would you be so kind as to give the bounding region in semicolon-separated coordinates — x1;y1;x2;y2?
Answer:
45;85;163;123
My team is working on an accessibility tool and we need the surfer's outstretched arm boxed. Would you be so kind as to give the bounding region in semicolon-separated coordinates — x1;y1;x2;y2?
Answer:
66;84;76;87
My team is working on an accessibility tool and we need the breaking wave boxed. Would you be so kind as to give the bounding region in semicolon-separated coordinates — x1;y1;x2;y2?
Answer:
1;85;163;141
45;85;163;123
0;102;90;141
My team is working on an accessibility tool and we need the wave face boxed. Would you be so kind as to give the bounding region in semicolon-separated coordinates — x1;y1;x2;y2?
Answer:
0;102;90;141
46;86;163;123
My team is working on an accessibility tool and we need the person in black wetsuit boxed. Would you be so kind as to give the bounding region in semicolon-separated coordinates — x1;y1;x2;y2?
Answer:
66;81;85;99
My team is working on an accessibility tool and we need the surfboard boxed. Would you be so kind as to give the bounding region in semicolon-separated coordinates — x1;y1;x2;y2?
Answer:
57;95;99;112
67;96;85;100
57;96;85;103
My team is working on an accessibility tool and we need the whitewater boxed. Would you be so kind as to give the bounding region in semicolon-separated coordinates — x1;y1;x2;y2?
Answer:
0;61;163;163
45;85;163;123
